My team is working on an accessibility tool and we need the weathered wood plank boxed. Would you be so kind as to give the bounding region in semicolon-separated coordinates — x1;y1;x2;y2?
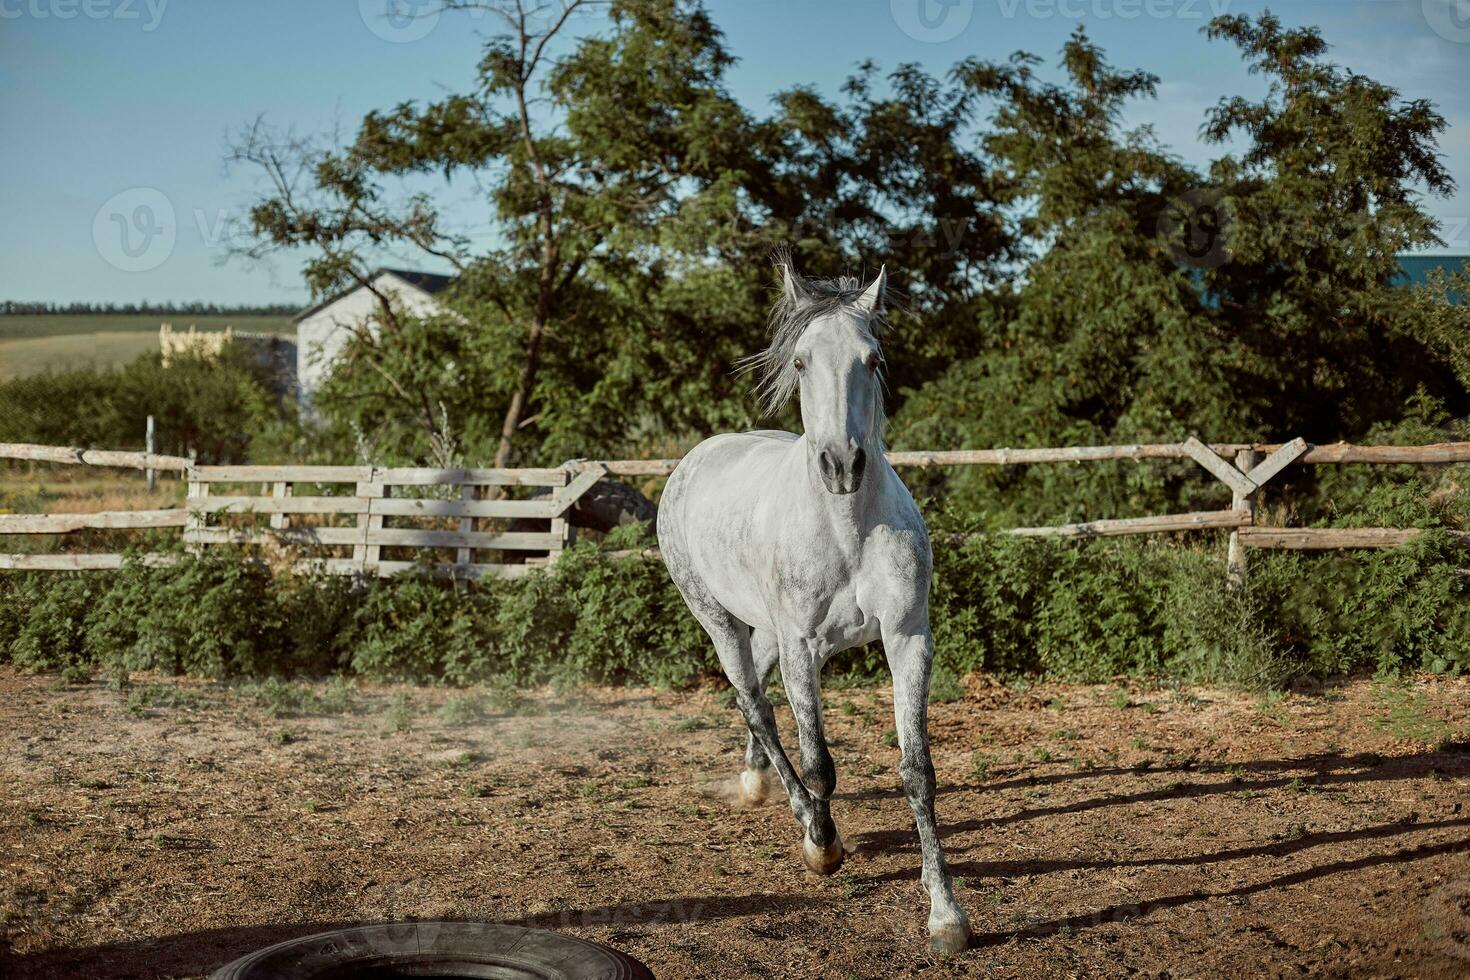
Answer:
193;465;372;483
0;553;129;570
0;509;187;533
457;484;476;566
191;526;363;546
1006;509;1251;539
1227;449;1261;588
302;558;536;580
191;496;370;516
184;480;208;552
595;441;1470;474
378;467;568;486
1237;527;1429;549
269;482;291;532
556;466;606;506
1181;437;1258;497
364;529;561;550
370;497;565;520
1245;437;1307;487
1293;442;1470;464
597;459;681;477
356;477;385;572
0;443;192;471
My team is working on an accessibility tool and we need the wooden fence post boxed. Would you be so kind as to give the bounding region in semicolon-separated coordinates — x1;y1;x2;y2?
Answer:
457;482;476;571
270;481;291;532
145;415;156;493
548;467;570;565
355;470;385;577
1227;448;1260;588
184;477;209;555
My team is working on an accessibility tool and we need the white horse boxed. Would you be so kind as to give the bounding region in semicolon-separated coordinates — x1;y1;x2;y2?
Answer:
657;257;971;954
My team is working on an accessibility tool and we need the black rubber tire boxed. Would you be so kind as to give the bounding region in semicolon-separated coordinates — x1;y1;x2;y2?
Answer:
565;479;657;534
209;921;654;980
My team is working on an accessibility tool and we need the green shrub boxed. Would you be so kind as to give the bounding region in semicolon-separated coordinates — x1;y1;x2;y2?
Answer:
555;525;713;688
2;573;99;673
344;573;490;684
2;484;1465;689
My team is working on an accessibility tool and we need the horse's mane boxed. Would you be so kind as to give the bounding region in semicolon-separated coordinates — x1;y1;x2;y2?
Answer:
741;251;887;417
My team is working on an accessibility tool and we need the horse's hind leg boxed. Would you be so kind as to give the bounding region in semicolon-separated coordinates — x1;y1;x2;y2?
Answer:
779;637;844;875
739;630;782;806
679;598;819;840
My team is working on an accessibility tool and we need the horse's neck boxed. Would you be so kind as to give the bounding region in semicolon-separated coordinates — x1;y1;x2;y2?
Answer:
782;434;887;539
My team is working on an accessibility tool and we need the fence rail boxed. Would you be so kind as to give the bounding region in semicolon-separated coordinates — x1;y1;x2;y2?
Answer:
4;436;1468;582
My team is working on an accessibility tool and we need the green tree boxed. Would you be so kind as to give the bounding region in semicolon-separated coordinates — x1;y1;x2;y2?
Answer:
893;19;1465;525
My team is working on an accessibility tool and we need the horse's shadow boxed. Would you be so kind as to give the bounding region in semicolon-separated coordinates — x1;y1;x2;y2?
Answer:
840;744;1470;950
843;745;1468;853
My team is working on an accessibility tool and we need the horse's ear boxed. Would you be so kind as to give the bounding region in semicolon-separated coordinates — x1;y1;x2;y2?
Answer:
855;266;886;316
777;253;812;309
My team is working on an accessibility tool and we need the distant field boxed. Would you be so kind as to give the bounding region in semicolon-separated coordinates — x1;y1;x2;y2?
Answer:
0;315;296;379
0;332;167;380
0;314;295;341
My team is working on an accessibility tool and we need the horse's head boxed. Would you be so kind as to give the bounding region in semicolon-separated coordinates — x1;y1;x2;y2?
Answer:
745;256;887;495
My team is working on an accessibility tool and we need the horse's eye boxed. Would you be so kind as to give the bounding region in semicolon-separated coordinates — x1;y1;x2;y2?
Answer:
866;352;881;372
793;357;805;372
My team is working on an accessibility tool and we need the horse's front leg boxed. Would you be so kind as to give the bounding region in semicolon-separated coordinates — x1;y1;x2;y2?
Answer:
779;637;843;874
883;620;971;955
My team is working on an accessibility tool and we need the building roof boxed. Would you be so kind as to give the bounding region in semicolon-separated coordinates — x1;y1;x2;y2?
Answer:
1394;254;1470;288
292;267;455;323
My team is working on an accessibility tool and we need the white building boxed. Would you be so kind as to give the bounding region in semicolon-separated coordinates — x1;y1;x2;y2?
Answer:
293;268;453;406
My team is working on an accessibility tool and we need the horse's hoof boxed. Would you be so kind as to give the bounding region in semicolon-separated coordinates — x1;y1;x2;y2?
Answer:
801;831;845;875
927;913;971;957
739;768;769;806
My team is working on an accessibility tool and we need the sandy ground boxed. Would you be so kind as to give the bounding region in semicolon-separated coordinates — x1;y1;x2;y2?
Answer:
1;668;1467;979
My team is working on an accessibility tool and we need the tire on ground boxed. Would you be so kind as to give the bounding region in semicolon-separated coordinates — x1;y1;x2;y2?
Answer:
210;921;653;979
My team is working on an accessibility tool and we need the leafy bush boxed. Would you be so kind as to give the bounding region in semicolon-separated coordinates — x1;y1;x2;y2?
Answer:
3;492;1466;689
0;347;290;463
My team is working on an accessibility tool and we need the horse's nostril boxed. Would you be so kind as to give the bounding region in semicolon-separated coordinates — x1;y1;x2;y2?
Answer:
819;450;837;479
852;448;867;478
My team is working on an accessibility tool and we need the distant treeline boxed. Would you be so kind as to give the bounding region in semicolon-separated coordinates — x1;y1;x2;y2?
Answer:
0;301;297;316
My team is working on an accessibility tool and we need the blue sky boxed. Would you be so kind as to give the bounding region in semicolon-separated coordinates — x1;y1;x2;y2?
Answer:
1;0;1467;305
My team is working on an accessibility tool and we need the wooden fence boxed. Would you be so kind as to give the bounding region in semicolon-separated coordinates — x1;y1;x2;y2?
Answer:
0;444;605;578
3;436;1469;582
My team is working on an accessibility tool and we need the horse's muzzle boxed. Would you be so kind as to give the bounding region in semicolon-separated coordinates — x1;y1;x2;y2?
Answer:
818;445;866;495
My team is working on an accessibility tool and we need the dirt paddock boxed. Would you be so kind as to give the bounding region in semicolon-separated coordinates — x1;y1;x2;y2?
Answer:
1;668;1467;979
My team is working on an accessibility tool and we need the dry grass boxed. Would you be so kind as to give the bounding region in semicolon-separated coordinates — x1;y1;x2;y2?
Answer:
0;463;184;515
